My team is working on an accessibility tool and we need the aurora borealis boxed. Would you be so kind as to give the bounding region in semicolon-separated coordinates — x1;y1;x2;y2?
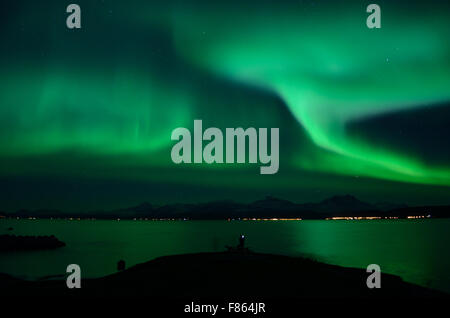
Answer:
0;0;449;211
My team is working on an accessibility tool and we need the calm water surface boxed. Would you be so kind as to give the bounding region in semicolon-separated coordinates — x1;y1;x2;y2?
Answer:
0;219;449;293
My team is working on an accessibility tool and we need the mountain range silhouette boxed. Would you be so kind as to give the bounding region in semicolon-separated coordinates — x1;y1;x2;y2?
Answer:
2;195;449;220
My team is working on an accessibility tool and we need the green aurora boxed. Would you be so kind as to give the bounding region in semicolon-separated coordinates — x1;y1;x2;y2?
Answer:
0;0;449;211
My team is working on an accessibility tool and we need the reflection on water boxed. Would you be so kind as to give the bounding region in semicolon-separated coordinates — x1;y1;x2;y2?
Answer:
0;219;449;293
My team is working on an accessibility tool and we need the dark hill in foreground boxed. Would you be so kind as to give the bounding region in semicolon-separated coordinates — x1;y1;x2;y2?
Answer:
0;251;446;301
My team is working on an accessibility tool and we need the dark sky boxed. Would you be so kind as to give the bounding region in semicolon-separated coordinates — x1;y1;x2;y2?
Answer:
0;0;449;211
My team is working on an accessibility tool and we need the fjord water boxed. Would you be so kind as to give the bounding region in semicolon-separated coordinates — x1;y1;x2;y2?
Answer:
1;219;449;293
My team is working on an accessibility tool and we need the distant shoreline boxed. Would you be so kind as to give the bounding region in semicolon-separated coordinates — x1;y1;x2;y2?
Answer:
1;195;449;220
0;234;65;251
1;215;447;221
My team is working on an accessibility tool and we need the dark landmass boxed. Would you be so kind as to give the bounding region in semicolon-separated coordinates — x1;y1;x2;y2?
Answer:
0;235;65;251
2;195;450;220
0;251;446;301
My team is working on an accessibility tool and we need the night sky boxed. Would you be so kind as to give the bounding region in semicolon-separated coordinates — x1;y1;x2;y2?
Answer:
0;0;449;211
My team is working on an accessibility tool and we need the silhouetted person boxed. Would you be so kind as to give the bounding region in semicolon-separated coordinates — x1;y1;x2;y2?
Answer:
239;234;245;249
117;259;126;271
